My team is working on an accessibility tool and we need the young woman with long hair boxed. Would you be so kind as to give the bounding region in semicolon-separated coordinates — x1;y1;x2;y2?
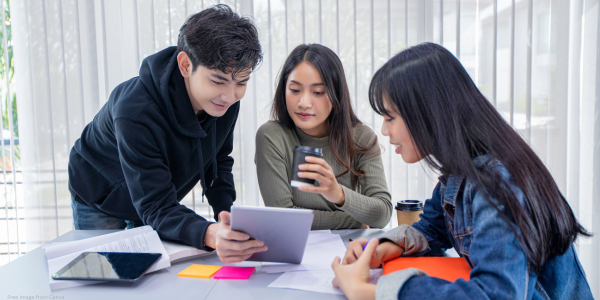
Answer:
331;43;593;300
255;44;392;229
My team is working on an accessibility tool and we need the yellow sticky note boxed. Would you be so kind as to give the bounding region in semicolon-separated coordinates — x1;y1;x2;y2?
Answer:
178;264;222;279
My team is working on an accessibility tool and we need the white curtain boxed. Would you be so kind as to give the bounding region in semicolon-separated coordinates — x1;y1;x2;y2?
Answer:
10;0;600;295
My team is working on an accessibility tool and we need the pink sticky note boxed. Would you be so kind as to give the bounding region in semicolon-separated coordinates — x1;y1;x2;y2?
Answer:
213;266;255;280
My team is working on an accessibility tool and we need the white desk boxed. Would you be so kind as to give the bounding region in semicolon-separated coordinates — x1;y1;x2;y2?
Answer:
0;229;390;300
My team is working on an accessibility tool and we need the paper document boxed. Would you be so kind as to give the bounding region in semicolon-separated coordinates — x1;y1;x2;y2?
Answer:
44;226;154;260
261;232;347;273
268;269;383;295
44;226;170;291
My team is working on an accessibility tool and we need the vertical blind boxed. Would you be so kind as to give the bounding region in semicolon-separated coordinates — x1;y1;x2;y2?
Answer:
10;0;600;296
0;0;20;266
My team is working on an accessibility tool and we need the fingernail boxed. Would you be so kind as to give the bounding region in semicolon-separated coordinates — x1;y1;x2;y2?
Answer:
263;246;268;251
245;235;250;240
258;241;264;247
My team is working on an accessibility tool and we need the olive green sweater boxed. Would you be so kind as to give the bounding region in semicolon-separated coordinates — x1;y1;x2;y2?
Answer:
255;121;392;229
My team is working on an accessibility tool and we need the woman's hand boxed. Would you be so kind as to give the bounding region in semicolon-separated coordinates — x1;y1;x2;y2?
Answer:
343;237;404;269
297;156;346;205
331;238;379;300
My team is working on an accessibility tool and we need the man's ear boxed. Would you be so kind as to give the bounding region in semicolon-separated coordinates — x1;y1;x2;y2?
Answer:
177;51;193;78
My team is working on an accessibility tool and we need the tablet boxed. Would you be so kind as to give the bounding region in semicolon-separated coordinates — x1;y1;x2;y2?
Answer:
52;252;162;282
230;206;314;264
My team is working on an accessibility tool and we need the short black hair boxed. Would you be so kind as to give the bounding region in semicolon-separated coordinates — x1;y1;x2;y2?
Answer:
177;4;262;80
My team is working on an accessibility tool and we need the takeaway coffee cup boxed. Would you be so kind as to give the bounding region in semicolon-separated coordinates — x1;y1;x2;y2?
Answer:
396;200;424;226
291;145;324;188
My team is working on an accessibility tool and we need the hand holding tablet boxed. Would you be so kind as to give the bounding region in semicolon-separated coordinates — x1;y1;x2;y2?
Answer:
230;206;314;264
210;211;269;263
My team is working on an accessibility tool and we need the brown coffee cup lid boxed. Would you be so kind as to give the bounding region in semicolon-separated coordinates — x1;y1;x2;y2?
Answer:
395;200;423;211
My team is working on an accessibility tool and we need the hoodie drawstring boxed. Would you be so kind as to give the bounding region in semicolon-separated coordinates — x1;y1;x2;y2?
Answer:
197;121;219;203
211;123;218;183
197;139;207;203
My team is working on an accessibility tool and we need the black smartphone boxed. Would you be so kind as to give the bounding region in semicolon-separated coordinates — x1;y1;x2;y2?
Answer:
52;252;162;282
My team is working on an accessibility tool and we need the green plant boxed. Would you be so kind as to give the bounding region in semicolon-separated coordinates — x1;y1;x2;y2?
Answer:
0;0;17;139
0;0;18;172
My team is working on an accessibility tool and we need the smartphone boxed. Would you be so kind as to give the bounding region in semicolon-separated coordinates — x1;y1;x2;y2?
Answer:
52;252;162;282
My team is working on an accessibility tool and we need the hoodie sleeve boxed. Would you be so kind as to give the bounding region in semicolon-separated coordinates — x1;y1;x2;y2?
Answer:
114;118;213;250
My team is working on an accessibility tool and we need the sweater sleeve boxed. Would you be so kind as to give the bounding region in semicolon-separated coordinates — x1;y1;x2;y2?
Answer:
376;224;431;256
255;123;362;230
336;128;392;228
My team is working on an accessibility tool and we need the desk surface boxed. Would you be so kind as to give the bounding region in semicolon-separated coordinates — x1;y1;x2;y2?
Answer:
0;229;389;300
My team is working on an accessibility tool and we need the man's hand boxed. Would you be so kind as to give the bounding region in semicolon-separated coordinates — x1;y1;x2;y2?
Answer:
204;211;267;263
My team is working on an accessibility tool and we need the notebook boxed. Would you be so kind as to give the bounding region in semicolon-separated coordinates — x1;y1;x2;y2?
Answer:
382;257;471;282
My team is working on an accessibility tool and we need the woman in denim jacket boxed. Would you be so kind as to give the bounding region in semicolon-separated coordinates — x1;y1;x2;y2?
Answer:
331;43;594;300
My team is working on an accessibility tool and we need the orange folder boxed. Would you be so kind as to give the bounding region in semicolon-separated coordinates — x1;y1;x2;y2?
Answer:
383;257;472;282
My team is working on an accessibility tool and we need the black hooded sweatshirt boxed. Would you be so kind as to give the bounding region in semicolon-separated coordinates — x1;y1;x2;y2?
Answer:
68;47;237;250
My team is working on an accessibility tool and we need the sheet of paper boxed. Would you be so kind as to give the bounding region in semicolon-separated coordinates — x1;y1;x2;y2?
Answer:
46;230;170;291
44;225;154;260
91;230;170;272
261;233;347;273
268;269;383;295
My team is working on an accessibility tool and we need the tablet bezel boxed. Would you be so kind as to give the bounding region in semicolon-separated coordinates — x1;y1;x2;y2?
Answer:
51;252;162;282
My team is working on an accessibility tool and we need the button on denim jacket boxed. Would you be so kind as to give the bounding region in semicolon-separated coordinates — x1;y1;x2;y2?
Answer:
375;156;593;300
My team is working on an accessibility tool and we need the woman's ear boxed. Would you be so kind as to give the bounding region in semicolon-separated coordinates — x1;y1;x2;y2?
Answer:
177;51;193;78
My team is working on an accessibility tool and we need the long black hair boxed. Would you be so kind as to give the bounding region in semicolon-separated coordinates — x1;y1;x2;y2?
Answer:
272;44;375;177
369;42;590;273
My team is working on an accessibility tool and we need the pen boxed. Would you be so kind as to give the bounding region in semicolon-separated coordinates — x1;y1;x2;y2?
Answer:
349;239;369;251
349;238;383;268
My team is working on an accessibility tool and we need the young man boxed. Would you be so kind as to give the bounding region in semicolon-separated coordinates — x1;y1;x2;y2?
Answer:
68;5;266;262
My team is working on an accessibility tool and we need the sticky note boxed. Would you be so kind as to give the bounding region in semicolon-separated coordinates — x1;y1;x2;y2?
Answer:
213;266;255;280
178;264;222;279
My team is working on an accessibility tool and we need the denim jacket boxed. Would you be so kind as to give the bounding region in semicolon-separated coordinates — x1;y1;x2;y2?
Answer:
375;156;593;300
